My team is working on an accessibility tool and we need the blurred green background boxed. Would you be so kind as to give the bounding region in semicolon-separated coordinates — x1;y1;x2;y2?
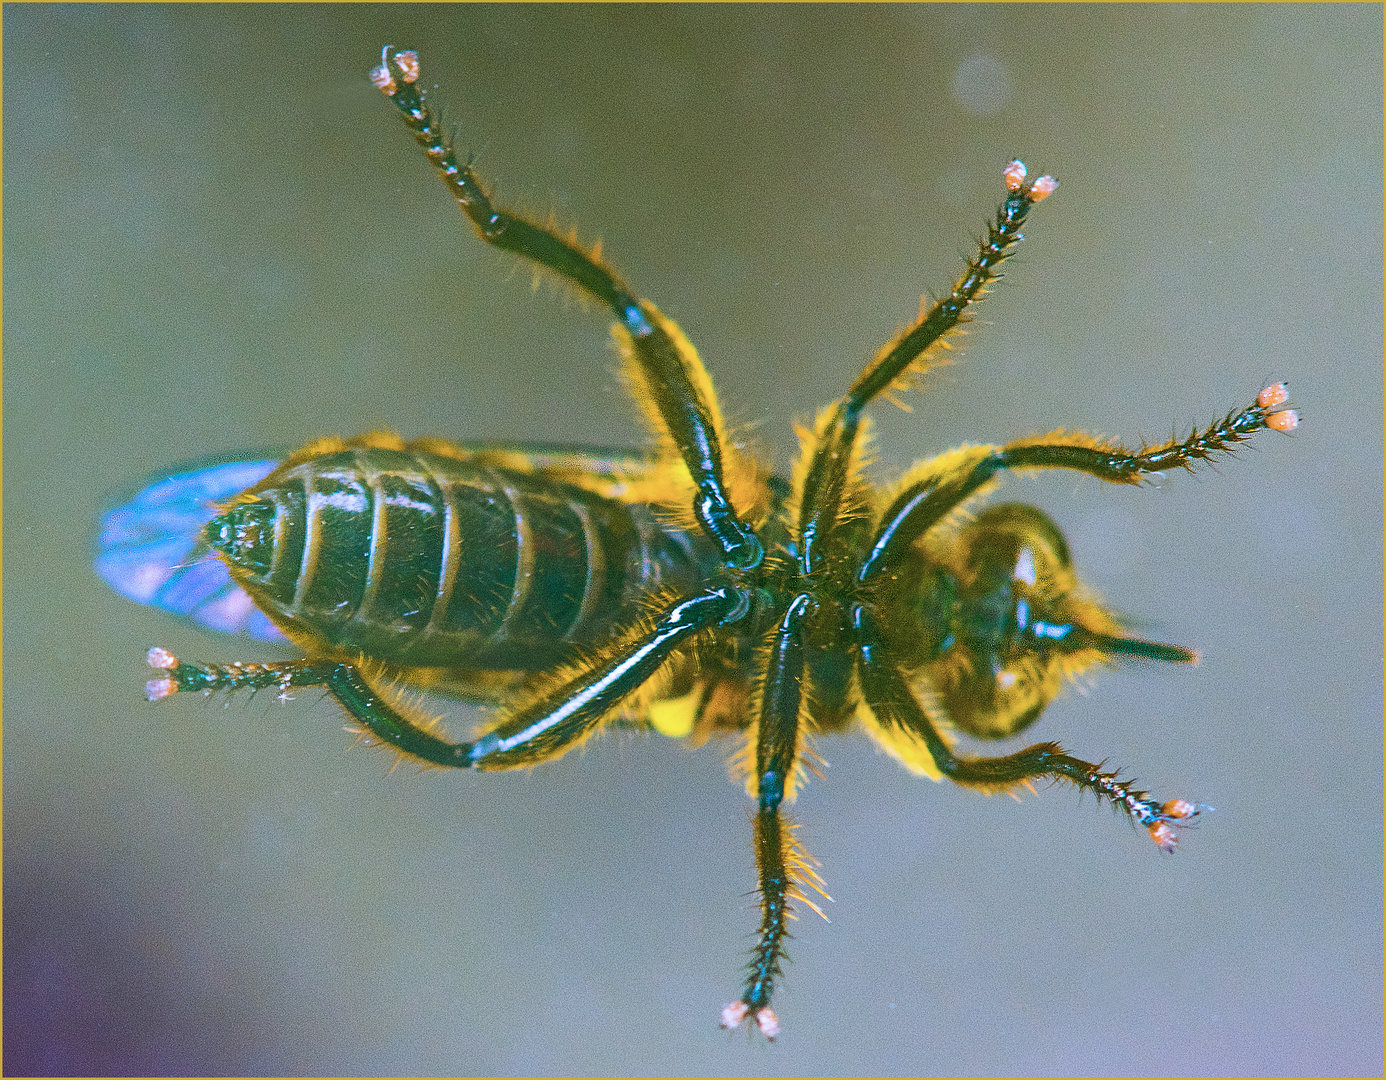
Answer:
5;5;1380;1075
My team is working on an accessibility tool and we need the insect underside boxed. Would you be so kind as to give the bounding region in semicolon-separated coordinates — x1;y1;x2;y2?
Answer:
99;48;1298;1039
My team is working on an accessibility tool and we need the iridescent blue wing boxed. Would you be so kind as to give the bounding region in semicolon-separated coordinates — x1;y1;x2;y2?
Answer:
95;457;288;642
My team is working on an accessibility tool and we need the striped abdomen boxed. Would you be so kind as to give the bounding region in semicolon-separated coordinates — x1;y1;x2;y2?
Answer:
206;447;708;669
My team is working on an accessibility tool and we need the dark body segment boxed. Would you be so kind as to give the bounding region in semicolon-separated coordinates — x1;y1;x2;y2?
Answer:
208;447;711;669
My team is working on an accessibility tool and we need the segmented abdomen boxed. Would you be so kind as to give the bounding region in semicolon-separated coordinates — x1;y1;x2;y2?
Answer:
208;447;707;669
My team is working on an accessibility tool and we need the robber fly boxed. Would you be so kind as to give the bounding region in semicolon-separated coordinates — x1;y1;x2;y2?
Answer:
96;48;1298;1039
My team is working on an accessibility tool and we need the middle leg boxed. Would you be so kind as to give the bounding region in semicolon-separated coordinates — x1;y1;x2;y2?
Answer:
853;610;1205;852
795;162;1057;574
722;595;830;1039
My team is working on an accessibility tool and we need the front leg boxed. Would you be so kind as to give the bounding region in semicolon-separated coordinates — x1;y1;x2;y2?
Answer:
853;614;1206;852
859;383;1299;583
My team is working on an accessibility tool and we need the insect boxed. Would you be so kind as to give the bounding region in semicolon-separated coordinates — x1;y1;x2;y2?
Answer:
97;47;1299;1040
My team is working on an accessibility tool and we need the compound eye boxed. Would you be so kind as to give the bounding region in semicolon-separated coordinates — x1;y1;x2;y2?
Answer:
1013;544;1037;587
959;503;1073;597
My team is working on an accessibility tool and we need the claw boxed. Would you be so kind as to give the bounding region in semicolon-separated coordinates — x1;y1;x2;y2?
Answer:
146;646;179;670
145;678;176;702
1003;159;1058;202
719;1001;780;1041
720;1001;749;1030
1148;799;1211;852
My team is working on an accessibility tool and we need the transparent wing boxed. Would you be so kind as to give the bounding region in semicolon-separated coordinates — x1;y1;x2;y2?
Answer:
95;457;288;642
